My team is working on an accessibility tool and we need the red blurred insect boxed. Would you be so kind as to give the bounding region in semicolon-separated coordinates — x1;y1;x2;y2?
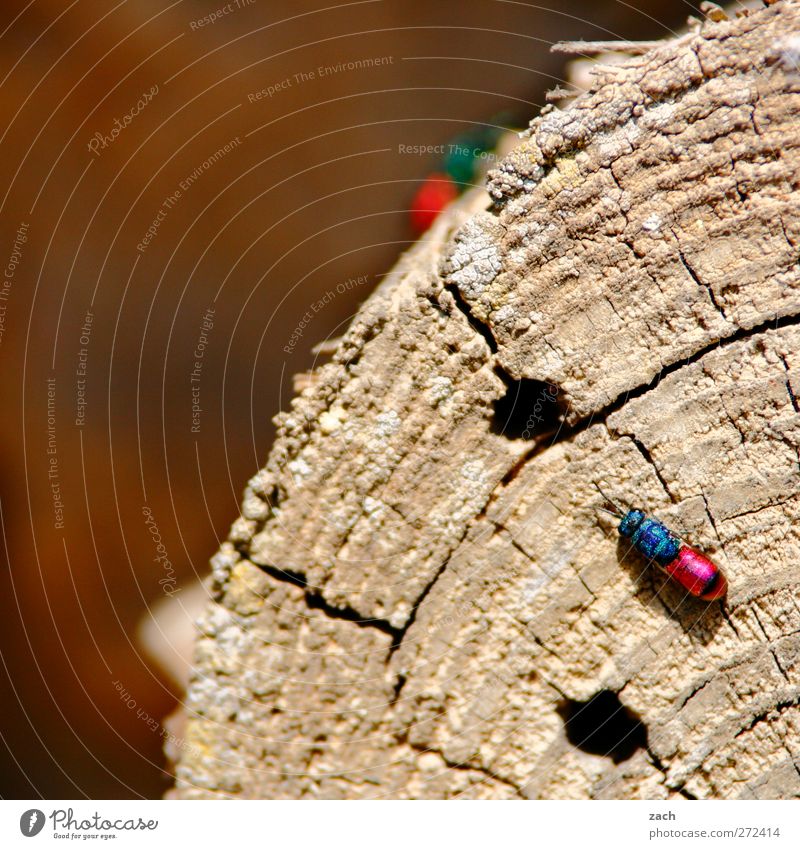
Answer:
409;172;458;235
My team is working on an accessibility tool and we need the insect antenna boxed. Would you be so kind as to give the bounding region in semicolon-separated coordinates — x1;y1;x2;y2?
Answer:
579;503;624;521
596;505;623;518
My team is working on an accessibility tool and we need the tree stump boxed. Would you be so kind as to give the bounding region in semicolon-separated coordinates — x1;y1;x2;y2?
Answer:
173;1;800;799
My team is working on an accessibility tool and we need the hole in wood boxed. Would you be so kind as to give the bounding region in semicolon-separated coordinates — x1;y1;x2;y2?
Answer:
558;690;648;763
491;374;564;440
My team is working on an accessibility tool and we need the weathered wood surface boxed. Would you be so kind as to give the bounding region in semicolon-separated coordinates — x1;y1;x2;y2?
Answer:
173;1;800;799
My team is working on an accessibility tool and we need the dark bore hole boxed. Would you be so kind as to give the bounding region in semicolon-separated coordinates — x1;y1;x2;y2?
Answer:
558;690;647;764
491;373;564;440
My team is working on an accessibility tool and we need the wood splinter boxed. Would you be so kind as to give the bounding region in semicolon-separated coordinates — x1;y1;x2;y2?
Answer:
551;39;668;56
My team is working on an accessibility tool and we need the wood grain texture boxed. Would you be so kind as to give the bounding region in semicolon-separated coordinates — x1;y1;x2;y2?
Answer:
173;1;800;799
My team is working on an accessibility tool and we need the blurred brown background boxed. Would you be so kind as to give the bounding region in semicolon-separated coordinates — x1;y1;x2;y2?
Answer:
0;0;701;799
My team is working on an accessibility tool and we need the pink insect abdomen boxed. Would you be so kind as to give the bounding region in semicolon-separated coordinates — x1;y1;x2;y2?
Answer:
663;545;727;601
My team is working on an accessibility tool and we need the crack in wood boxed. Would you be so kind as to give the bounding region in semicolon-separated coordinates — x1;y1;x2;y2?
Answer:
675;239;726;319
405;740;526;798
628;434;677;503
253;560;402;640
442;283;498;355
733;699;800;742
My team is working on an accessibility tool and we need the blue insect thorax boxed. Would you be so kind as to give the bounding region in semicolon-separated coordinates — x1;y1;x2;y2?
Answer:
618;509;680;566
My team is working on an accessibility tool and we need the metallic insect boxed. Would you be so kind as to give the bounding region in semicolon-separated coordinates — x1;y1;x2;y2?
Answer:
605;506;728;601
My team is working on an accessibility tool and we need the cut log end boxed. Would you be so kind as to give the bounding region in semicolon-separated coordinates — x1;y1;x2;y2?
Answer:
173;1;800;800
